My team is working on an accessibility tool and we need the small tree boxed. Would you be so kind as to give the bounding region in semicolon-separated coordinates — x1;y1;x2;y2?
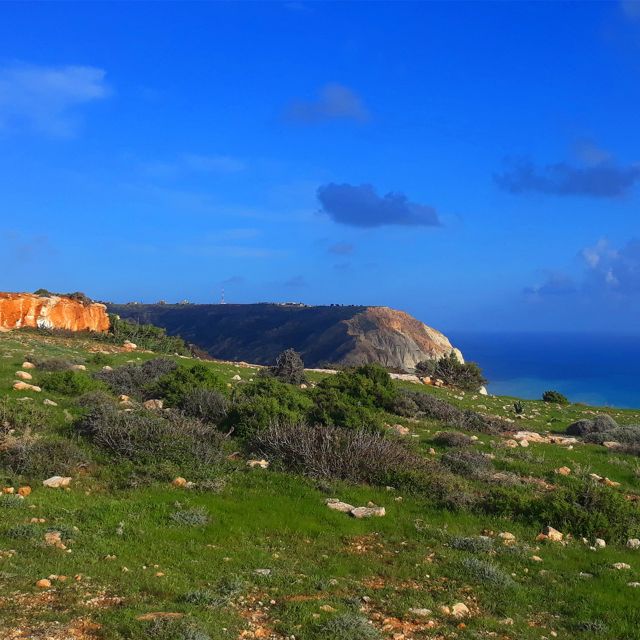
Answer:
415;359;437;377
270;349;306;385
432;352;487;392
542;390;569;405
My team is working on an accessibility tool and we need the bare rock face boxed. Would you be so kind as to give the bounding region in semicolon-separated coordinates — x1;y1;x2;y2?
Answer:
108;302;462;373
0;292;109;333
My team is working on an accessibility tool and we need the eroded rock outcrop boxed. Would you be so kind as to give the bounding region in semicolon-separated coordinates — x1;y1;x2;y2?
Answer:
0;292;109;333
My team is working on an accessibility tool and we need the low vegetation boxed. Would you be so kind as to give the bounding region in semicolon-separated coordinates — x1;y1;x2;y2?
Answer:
1;331;640;639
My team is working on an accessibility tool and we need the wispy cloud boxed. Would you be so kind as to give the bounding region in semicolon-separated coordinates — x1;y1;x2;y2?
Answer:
0;62;110;136
495;155;640;198
317;183;441;228
285;83;369;123
327;242;354;255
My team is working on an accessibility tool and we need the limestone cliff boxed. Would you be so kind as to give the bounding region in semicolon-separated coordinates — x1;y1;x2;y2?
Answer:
0;293;110;333
107;302;460;372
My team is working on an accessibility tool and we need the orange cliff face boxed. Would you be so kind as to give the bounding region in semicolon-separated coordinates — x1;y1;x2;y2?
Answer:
0;293;110;333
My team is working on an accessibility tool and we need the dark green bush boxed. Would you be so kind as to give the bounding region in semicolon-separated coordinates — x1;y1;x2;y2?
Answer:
150;363;225;407
269;348;306;384
308;386;384;432
94;358;178;399
41;370;103;395
0;438;89;478
542;390;569;404
226;377;311;438
105;315;191;355
88;352;114;366
77;405;226;467
416;353;486;391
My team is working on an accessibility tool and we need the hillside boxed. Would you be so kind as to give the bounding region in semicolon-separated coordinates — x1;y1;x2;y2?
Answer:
2;328;640;639
106;303;461;372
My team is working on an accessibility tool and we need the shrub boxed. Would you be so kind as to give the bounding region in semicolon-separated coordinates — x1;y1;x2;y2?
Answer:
460;557;516;589
308;386;384;432
269;349;306;384
169;506;210;526
180;389;229;425
77;390;117;409
316;364;396;410
542;390;569;404
145;618;211;640
104;315;191;355
180;576;244;606
40;371;103;396
226;377;311;438
94;358;178;399
388;392;419;418
0;397;49;436
0;494;26;508
318;613;382;640
442;449;493;480
32;356;81;371
450;535;494;553
76;405;226;467
0;438;89;478
414;359;437;377
5;524;39;539
88;352;114;366
150;363;225;407
583;425;640;446
251;420;425;486
417;353;487;391
405;391;510;435
433;431;474;447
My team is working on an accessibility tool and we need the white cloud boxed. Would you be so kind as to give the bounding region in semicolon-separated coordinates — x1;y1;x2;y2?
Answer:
0;63;110;136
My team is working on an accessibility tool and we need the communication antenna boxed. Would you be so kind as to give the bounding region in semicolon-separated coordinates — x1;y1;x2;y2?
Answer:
220;288;226;304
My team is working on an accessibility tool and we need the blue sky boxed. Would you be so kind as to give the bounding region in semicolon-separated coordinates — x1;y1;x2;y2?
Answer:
1;1;640;333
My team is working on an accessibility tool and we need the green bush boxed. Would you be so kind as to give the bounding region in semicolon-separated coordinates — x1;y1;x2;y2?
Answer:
308;386;384;432
226;377;311;438
104;315;191;355
460;557;516;589
88;352;114;366
542;390;569;404
32;356;82;371
317;613;381;640
450;535;494;553
441;449;493;480
433;431;474;447
41;370;103;396
180;389;229;425
0;397;49;436
150;363;225;407
169;506;210;526
416;353;486;391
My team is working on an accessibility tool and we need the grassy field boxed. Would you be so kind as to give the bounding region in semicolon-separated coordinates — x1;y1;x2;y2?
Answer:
1;330;640;640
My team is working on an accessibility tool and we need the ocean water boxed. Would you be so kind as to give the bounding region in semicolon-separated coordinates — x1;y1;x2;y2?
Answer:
449;332;640;409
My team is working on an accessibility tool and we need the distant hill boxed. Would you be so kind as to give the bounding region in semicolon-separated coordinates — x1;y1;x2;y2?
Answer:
106;303;462;371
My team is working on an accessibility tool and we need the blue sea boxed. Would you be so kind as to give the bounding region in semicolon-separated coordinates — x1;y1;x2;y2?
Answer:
449;332;640;409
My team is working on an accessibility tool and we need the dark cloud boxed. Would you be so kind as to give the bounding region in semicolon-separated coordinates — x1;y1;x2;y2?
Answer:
328;242;354;255
495;157;640;198
317;183;441;228
285;83;369;123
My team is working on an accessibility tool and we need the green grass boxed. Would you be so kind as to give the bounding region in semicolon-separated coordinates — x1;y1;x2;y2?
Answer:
2;330;640;639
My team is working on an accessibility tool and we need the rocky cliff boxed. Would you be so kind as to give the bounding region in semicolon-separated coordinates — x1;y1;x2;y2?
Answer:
107;302;461;371
0;293;110;333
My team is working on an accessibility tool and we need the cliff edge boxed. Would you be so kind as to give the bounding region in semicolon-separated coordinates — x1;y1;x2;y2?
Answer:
0;292;110;333
107;302;461;372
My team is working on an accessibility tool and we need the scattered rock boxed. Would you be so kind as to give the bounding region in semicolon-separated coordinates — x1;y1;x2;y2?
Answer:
531;555;543;562
43;476;72;489
44;531;67;550
35;578;52;589
538;526;563;542
18;486;32;497
595;538;606;549
254;568;271;576
143;399;164;410
136;612;184;621
613;562;631;570
22;361;36;369
409;608;432;617
351;505;386;519
43;399;58;406
628;582;640;588
13;381;41;392
498;532;516;543
602;441;621;449
70;364;87;371
15;370;33;380
326;499;355;513
627;538;640;550
247;459;269;469
232;374;242;381
102;365;113;371
171;477;188;488
441;602;469;618
390;424;410;436
123;341;137;352
555;466;571;476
